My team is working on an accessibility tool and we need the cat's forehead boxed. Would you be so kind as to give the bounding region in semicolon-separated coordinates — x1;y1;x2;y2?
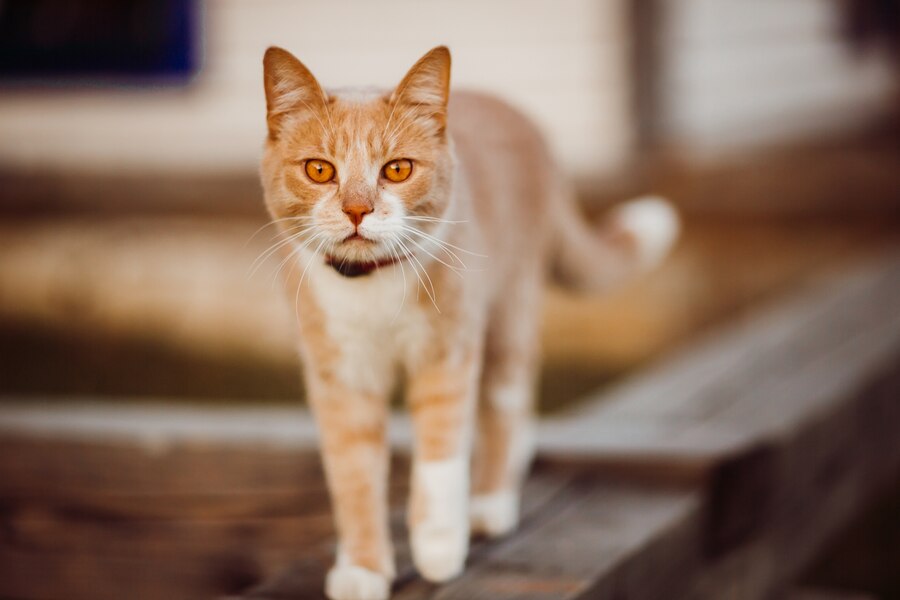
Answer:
327;95;393;158
282;87;431;159
326;88;392;140
327;86;385;105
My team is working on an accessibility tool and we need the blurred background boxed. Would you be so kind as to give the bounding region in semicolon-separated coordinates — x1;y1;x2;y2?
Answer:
0;1;898;599
1;0;899;404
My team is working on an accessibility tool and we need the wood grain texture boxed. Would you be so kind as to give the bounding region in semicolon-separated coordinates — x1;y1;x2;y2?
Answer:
1;253;899;599
389;484;701;600
539;252;900;466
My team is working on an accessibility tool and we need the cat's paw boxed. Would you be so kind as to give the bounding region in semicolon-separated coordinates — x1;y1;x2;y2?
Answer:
470;490;519;538
409;458;469;582
411;523;468;582
325;565;390;600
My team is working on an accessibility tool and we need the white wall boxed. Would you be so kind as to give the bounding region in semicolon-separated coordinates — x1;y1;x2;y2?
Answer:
0;0;634;179
658;0;897;155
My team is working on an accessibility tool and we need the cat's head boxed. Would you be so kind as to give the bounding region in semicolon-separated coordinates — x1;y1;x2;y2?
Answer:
260;46;454;277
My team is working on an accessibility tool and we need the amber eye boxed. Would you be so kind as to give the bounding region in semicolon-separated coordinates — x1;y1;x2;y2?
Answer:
305;159;335;183
383;159;413;182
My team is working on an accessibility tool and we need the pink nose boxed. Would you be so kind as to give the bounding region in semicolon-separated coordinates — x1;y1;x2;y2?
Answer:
343;202;373;227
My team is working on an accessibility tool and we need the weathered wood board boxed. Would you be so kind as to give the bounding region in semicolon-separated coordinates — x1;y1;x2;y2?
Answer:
1;252;899;599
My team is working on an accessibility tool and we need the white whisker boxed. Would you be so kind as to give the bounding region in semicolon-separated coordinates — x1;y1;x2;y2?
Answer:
389;242;408;324
395;236;440;313
247;225;317;279
396;237;424;303
401;225;488;258
398;231;465;279
294;236;330;320
271;231;326;288
248;230;309;280
399;226;468;268
264;221;312;243
403;216;468;225
244;216;314;247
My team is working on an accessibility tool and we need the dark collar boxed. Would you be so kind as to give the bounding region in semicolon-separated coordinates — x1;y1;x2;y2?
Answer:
326;255;404;278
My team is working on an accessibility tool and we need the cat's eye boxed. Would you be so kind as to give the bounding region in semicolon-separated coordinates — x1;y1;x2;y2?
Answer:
305;159;335;183
383;159;413;182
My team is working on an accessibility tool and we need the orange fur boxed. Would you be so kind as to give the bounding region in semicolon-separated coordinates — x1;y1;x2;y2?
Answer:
260;45;678;600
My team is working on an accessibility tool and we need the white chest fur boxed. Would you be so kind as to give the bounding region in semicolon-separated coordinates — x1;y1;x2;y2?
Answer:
305;257;431;394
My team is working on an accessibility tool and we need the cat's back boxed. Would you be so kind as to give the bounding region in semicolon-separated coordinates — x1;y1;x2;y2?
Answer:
448;91;555;256
450;90;540;135
448;91;549;168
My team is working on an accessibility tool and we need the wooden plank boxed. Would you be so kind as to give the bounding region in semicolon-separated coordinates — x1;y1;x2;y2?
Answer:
782;588;876;600
0;433;325;496
237;468;578;600
688;365;900;597
0;435;407;600
2;509;334;561
2;254;899;600
390;483;701;600
0;510;338;600
0;546;260;600
538;253;900;469
381;256;900;598
9;244;895;487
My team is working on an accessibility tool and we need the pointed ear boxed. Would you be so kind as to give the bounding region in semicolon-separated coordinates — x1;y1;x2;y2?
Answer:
263;47;328;140
390;46;451;132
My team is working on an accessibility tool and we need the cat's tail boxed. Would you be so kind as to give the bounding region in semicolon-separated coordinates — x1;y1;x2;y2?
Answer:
550;191;680;292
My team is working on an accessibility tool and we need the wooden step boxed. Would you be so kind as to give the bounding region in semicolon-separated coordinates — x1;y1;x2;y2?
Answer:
1;253;898;599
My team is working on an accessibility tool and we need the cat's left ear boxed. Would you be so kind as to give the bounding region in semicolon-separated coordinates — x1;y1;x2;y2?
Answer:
263;47;329;140
390;46;451;134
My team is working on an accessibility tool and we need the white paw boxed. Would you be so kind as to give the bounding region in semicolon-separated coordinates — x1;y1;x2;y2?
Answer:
410;458;469;582
470;490;519;538
411;523;468;582
614;196;680;269
325;565;390;600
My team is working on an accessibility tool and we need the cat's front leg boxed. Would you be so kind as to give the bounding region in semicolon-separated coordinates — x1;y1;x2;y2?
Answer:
406;357;479;582
308;375;394;600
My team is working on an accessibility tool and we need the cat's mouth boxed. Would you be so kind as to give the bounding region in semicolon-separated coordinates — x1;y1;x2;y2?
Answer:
343;232;371;243
325;254;404;278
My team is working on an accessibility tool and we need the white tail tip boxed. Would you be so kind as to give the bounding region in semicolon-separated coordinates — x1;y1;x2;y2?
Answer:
613;196;680;270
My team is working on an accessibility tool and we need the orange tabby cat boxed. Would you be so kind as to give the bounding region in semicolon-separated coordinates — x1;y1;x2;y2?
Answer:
260;46;679;600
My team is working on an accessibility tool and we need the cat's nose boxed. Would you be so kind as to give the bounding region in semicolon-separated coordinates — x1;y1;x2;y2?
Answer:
343;201;373;227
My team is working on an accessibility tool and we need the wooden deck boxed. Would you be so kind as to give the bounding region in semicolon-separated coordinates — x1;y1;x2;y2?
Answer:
1;252;899;600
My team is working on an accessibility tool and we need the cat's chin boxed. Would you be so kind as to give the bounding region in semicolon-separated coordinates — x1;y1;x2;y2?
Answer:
342;232;372;243
326;254;403;278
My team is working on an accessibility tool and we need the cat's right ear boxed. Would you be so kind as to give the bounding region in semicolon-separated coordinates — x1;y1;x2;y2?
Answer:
263;47;328;140
390;46;452;135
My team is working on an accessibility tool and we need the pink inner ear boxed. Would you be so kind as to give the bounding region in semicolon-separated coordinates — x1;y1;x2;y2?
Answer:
264;48;329;138
392;47;451;109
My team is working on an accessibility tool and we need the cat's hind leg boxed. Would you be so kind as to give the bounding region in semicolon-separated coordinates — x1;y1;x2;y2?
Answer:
470;273;541;538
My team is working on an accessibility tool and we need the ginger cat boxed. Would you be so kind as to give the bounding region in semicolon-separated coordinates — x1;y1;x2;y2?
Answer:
260;46;679;600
